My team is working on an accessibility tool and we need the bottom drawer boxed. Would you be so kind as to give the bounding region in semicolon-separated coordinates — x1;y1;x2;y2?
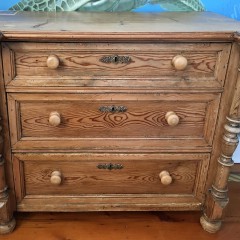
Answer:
13;153;209;202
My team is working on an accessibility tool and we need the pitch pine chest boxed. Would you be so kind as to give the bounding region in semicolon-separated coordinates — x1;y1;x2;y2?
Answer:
0;11;240;234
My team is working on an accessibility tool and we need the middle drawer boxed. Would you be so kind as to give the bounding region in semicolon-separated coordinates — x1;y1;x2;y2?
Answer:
8;92;220;151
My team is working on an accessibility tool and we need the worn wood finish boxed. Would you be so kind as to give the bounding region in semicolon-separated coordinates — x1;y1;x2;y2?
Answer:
0;44;16;234
2;42;230;89
11;153;209;212
199;43;240;233
16;198;202;212
18;100;209;139
0;12;240;234
200;116;240;233
17;94;217;138
0;181;239;240
0;12;240;43
205;43;240;191
230;44;240;116
23;160;197;195
11;138;213;153
8;92;220;151
13;153;209;200
0;211;239;240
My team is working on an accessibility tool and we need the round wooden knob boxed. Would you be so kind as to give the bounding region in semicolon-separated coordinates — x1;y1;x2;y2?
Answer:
159;171;172;185
49;111;61;127
172;55;188;71
165;111;179;126
47;55;60;69
50;171;62;185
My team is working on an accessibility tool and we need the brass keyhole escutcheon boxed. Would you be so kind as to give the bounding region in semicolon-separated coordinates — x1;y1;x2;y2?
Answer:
100;55;132;64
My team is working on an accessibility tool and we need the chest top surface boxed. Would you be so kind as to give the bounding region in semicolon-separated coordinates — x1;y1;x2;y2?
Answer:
0;11;240;42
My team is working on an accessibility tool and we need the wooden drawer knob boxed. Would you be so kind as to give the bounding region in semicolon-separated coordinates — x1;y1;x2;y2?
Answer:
159;171;172;185
165;111;179;126
50;171;62;185
172;55;188;70
47;55;60;69
49;111;61;127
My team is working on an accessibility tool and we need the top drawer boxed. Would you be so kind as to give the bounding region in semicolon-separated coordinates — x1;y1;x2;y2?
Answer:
2;42;230;89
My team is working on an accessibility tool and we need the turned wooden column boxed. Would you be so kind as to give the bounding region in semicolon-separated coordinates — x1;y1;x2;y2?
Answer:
0;117;16;234
200;116;240;233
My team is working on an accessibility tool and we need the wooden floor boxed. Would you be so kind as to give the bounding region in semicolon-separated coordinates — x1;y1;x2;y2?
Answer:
2;182;240;240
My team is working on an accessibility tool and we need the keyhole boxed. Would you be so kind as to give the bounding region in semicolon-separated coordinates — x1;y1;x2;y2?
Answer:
114;56;118;63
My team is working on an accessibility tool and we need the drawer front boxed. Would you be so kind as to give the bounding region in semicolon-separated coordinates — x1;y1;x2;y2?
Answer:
8;92;220;151
3;42;230;89
13;153;209;200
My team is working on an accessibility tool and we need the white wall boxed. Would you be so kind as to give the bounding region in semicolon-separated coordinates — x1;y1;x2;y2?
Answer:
233;136;240;163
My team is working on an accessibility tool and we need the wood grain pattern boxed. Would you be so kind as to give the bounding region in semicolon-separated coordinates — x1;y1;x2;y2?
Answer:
0;44;16;214
7;92;220;150
1;44;16;86
230;45;240;116
1;210;239;240
200;116;240;233
16;197;202;212
13;153;209;210
20;101;206;138
11;138;212;153
24;160;197;195
206;43;240;191
2;42;230;89
14;50;217;77
0;11;240;234
0;11;240;42
1;203;239;240
0;44;16;231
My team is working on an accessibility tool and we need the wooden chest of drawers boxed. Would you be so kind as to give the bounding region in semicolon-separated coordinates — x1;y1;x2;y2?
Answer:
0;11;240;234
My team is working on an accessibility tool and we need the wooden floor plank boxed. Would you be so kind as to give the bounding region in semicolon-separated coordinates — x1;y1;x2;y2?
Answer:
1;182;239;240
